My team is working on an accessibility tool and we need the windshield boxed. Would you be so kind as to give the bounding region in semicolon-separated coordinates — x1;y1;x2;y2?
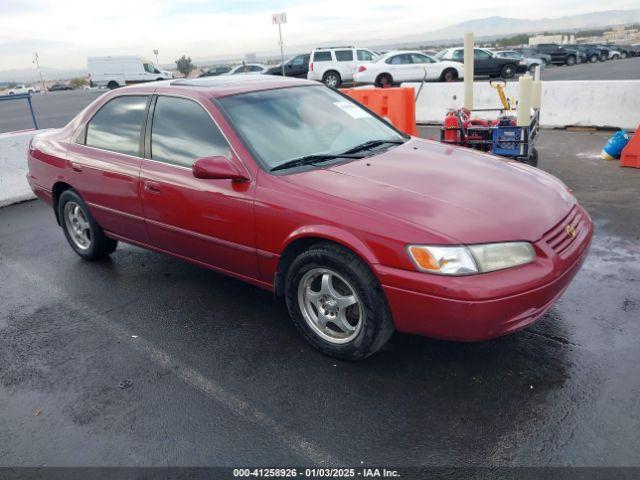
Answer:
217;86;406;171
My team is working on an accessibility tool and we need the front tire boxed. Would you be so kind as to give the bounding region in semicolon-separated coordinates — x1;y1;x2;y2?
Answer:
500;64;516;79
107;80;119;90
566;55;576;66
58;189;117;261
285;243;395;360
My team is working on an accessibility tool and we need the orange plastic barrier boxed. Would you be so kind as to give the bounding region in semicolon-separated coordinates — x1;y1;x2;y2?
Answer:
341;87;418;136
620;124;640;168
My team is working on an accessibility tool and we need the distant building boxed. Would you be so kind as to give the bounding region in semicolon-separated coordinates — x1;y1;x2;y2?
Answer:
529;34;575;46
603;27;640;43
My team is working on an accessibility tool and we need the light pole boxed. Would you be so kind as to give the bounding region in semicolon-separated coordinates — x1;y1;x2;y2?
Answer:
33;52;46;94
153;49;159;66
272;13;287;77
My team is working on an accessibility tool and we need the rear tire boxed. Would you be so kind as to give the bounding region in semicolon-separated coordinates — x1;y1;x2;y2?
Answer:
375;73;393;88
589;54;598;63
621;52;627;59
322;71;341;88
566;55;576;66
58;190;117;261
284;243;395;361
440;68;458;82
107;81;119;90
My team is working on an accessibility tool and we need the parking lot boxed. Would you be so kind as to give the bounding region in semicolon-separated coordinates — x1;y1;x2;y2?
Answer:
1;121;639;471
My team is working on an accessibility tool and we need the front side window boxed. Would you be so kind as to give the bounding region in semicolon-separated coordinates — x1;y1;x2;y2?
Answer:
410;53;432;64
218;86;405;171
474;49;492;59
151;96;230;167
143;63;160;74
313;51;332;62
85;95;148;156
452;50;464;61
335;50;354;62
357;50;374;61
291;55;305;66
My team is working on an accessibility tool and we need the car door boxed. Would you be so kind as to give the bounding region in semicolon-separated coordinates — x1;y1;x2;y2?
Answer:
410;53;436;80
139;94;257;278
66;94;150;242
473;49;494;75
386;54;413;82
287;55;308;77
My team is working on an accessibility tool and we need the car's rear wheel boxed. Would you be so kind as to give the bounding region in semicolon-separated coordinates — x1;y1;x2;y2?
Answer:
612;54;620;60
440;68;458;82
375;73;393;87
621;52;627;59
528;64;539;74
322;71;341;88
500;64;516;79
285;243;395;360
58;190;117;260
566;55;576;66
589;54;598;63
107;80;119;90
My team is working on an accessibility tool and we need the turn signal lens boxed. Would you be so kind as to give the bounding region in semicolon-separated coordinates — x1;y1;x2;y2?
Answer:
408;245;478;275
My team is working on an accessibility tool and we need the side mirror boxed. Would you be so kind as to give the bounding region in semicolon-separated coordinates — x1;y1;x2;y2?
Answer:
192;156;249;181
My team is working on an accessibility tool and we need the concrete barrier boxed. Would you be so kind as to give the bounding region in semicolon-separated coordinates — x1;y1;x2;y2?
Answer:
0;131;40;207
403;80;640;130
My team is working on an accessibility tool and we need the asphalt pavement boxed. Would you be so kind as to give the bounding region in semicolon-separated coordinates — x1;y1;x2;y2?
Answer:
1;128;639;471
541;56;640;81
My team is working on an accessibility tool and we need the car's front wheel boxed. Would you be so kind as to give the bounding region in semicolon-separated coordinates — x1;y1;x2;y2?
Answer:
375;73;393;87
440;68;458;82
285;243;395;360
500;63;516;79
58;189;117;260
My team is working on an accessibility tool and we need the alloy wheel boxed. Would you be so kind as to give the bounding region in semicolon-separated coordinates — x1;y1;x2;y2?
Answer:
64;201;91;250
297;268;363;344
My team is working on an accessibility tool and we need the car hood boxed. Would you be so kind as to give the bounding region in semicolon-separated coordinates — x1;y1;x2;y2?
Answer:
283;139;576;244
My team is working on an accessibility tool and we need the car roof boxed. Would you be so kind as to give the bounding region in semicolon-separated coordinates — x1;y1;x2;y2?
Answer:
137;75;318;98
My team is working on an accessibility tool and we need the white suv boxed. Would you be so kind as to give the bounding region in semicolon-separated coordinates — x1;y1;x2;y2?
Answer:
7;85;35;95
307;47;377;87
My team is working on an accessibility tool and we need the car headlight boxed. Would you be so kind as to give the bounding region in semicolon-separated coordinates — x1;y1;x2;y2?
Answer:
408;242;535;275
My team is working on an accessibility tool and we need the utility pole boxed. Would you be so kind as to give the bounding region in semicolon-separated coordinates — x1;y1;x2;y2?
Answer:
33;52;46;94
272;13;287;77
153;49;159;66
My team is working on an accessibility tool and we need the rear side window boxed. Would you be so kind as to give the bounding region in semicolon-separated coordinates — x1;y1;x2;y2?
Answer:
452;50;464;61
313;51;332;62
335;50;354;61
85;95;148;156
387;54;412;65
151;96;230;167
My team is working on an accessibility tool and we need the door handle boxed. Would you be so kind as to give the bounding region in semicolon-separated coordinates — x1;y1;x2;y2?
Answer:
144;181;161;194
70;161;83;172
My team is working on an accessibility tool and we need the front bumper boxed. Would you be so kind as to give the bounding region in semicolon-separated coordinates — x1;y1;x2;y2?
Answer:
376;206;594;342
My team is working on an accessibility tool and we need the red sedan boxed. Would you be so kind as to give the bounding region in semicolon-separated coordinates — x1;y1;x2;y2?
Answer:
27;76;593;360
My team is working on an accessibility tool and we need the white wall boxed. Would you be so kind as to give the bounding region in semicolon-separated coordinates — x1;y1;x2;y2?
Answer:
0;131;38;207
403;80;640;130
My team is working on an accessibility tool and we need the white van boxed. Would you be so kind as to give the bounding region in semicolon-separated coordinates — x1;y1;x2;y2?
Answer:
307;47;377;87
87;56;173;89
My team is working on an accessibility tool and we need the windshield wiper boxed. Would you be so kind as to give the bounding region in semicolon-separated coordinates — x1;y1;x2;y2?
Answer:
270;153;366;172
340;139;406;155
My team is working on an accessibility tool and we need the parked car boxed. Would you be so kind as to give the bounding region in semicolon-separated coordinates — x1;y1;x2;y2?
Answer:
226;63;268;75
48;83;73;91
565;44;602;63
495;50;544;74
513;48;552;67
87;56;173;89
199;66;232;77
607;48;622;60
307;46;377;87
353;50;464;86
578;44;610;62
533;44;580;66
265;54;310;77
435;47;526;79
6;85;35;95
608;45;635;58
26;75;594;360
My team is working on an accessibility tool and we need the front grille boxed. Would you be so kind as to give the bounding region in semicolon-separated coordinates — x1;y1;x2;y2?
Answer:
543;206;584;256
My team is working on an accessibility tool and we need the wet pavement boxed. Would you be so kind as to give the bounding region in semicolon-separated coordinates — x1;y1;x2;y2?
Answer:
0;129;639;469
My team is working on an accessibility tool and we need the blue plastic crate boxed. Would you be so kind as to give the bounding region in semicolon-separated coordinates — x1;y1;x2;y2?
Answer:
492;126;524;157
